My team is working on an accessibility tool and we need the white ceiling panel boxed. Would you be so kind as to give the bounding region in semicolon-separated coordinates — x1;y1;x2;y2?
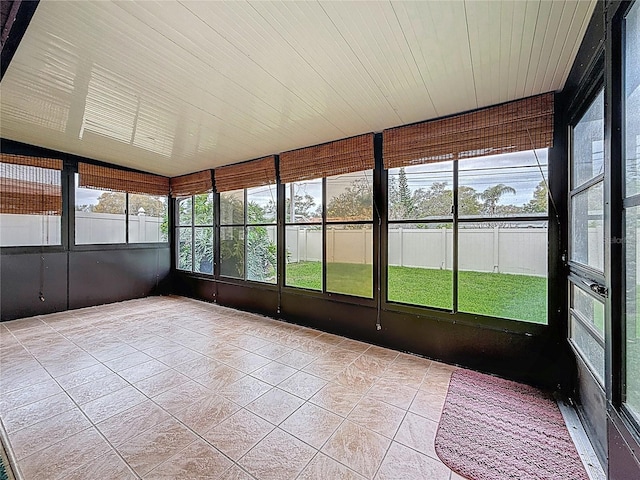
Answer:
0;0;597;177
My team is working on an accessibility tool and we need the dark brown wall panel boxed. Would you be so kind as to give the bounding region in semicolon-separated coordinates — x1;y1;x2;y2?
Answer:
608;411;640;480
0;251;67;320
68;248;170;309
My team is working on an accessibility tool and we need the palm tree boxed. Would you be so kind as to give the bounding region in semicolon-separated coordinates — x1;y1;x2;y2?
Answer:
481;184;516;216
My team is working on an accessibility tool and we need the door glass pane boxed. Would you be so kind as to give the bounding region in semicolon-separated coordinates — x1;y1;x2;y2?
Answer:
625;205;640;418
220;190;244;225
177;227;192;271
571;315;605;385
571;183;604;271
247;185;277;224
285;225;322;291
459;150;548;218
177;197;192;226
220;226;244;278
326;170;373;222
247;225;277;283
285;179;322;223
571;283;605;337
194;227;213;274
626;2;640;198
388;162;454;220
458;221;548;323
326;224;373;298
388;223;453;309
572;90;605;188
194;193;214;226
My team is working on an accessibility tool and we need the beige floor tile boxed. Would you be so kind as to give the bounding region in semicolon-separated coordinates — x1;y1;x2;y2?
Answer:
298;453;366;480
363;345;399;363
155;348;205;368
3;391;76;433
280;402;343;449
219;376;272;406
56;363;112;390
144;438;233;479
8;408;92;460
322;420;391;479
19;427;112;480
0;377;63;415
193;363;245;391
96;400;173;446
219;465;256;480
309;382;362;417
80;385;147;424
151;379;211;414
278;371;328;400
351;354;392;378
409;389;447;421
117;418;198;477
174;393;240;434
222;352;272;374
255;342;291;360
104;351;154;372
394;411;439;459
246;388;304;425
173;356;222;379
334;364;378;393
337;338;371;354
367;377;417;410
347;397;405;439
65;449;137;480
134;369;191;397
118;359;170;383
375;441;450;480
250;361;297;386
239;428;316;480
66;373;130;404
203;408;275;461
276;349;317;369
90;342;138;362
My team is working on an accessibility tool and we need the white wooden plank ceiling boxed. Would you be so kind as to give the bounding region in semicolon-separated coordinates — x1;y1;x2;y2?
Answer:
0;0;596;177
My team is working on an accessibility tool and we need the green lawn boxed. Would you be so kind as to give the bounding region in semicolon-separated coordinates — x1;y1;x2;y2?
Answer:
286;261;548;324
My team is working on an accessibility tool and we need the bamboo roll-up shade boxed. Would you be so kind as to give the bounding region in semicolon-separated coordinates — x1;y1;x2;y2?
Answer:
383;93;554;169
170;170;213;197
78;163;169;196
214;156;276;192
0;154;63;215
279;133;375;183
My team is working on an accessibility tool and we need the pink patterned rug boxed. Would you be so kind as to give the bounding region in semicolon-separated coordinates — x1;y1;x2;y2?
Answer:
434;369;589;480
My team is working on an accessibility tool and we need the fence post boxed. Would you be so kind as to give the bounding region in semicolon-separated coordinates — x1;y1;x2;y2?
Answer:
399;227;403;267
493;226;500;273
302;228;307;262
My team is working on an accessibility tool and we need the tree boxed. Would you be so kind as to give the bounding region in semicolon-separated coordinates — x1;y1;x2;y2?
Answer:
523;181;548;214
326;177;372;221
458;186;482;216
480;184;517;216
90;191;166;217
266;193;318;222
412;182;452;218
388;168;415;219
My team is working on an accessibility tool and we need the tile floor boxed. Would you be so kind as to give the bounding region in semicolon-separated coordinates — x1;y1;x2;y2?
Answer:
0;295;467;480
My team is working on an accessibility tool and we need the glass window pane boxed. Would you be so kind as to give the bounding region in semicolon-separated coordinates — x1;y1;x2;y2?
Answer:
194;193;214;226
247;185;277;224
388;223;453;309
326;170;373;222
572;90;605;189
75;174;125;244
285;179;322;223
571;182;604;271
220;226;244;278
388;162;453;220
571;315;605;385
285;225;322;291
220;190;244;225
247;225;277;283
194;227;213;274
571;283;605;337
128;194;168;243
626;2;640;198
326;224;373;298
177;227;192;271
0;163;62;246
458;221;548;323
459;150;548;218
625;205;640;418
177;197;192;226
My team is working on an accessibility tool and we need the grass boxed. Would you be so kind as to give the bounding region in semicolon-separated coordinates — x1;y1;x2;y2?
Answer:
286;261;548;324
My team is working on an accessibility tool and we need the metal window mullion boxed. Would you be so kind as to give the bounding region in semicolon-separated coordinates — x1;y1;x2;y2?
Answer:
244;188;248;280
453;160;459;313
191;195;196;272
322;177;327;293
